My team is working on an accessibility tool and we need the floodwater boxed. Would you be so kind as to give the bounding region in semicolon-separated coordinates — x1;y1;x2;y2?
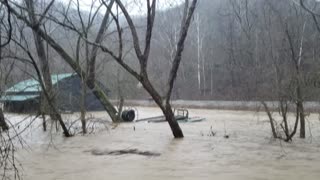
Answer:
11;107;320;180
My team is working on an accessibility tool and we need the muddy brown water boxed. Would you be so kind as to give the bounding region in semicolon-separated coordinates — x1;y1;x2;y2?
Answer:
14;107;320;180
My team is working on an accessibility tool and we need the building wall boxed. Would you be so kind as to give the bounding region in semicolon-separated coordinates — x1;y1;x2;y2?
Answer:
54;76;108;112
2;75;110;113
4;99;40;113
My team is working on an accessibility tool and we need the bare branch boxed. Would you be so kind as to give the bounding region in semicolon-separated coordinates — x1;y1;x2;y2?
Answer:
0;0;12;48
300;0;320;32
143;0;156;61
166;0;198;102
115;0;143;60
38;0;55;24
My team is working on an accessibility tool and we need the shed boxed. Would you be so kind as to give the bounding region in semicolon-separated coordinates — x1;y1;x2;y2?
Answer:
0;73;109;113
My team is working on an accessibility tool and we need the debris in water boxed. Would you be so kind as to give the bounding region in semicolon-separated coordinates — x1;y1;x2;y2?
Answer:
86;148;161;157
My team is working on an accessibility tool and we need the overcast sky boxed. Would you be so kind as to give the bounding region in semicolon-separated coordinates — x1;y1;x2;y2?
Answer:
65;0;184;16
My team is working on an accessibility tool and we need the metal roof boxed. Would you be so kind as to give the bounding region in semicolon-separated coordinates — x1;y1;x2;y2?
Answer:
0;95;39;101
0;73;75;102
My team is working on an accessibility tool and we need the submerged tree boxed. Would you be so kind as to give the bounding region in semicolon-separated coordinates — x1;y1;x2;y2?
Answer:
2;0;119;123
3;0;197;137
95;0;198;137
219;0;315;141
0;2;21;179
0;0;11;132
25;0;59;132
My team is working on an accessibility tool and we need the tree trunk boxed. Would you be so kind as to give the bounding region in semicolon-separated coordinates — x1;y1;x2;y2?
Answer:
117;97;124;122
55;113;71;137
25;41;72;137
87;0;115;88
8;7;118;122
261;101;277;138
286;104;300;141
297;85;305;138
0;23;8;132
91;83;118;121
196;13;201;92
210;64;213;95
296;22;306;139
163;104;184;138
141;77;184;138
26;0;59;124
0;108;9;131
80;111;86;134
41;113;47;131
280;100;289;138
80;78;87;134
116;67;124;122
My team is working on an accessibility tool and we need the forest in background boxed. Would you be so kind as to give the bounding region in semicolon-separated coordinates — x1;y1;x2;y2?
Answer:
2;0;320;101
2;1;320;178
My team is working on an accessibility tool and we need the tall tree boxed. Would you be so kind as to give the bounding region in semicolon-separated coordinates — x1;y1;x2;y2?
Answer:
94;0;198;137
3;0;119;122
25;0;58;131
0;0;11;131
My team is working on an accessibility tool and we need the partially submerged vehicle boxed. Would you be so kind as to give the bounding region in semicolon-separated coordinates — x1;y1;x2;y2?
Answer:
135;108;205;123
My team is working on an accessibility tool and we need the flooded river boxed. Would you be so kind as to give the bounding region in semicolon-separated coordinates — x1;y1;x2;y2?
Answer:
12;107;320;180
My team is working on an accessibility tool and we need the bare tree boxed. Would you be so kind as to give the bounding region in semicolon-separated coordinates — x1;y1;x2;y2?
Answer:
73;0;116;133
0;1;11;131
0;108;8;132
0;3;21;179
3;0;119;122
10;28;72;136
300;0;320;31
220;0;312;141
94;0;198;137
25;0;59;131
55;0;197;137
0;0;12;48
285;18;307;138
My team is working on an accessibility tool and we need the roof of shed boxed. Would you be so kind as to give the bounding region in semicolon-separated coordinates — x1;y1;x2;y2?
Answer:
0;95;39;101
0;73;75;102
6;73;74;93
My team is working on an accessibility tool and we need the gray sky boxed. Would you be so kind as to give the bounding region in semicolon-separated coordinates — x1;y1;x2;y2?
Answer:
65;0;184;15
